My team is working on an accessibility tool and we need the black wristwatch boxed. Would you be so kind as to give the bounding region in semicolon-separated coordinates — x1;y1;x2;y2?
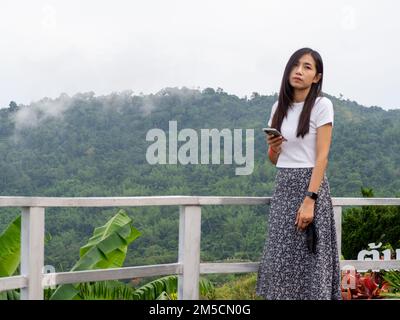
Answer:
305;191;318;201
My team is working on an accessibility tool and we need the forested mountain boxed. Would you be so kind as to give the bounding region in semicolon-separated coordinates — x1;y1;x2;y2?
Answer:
0;87;399;269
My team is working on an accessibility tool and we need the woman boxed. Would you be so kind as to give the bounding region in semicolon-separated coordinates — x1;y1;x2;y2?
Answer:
255;48;341;300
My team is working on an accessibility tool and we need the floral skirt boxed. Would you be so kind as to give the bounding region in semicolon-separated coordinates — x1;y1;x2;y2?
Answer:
255;167;342;300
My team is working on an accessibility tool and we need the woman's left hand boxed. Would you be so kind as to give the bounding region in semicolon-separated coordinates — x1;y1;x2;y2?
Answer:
295;198;315;231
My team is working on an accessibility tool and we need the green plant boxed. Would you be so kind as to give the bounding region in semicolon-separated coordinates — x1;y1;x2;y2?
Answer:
0;216;21;277
76;281;136;300
0;216;21;300
132;275;178;300
50;209;141;299
0;289;20;300
342;188;400;260
131;275;215;300
380;270;400;299
213;273;262;300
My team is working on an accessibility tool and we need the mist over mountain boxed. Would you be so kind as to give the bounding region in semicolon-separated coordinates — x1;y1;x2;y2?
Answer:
0;87;399;269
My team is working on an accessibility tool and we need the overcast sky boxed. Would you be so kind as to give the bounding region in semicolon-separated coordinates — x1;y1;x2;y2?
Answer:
0;0;399;110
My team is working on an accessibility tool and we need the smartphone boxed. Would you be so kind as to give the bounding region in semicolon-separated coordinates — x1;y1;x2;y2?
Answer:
262;127;288;141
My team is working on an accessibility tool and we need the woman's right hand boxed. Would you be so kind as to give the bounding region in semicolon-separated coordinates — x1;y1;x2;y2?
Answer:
266;134;283;153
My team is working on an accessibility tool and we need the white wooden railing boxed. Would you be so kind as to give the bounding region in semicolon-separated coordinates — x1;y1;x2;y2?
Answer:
0;196;399;300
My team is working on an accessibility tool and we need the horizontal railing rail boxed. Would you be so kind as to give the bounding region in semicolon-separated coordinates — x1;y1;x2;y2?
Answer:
0;196;399;299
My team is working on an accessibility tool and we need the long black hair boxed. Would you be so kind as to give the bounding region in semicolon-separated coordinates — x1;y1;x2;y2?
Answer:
271;47;324;138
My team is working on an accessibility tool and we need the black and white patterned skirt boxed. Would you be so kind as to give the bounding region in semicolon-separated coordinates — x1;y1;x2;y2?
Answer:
256;167;342;300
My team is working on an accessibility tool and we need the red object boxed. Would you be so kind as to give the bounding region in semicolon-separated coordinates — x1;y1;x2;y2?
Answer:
340;271;390;300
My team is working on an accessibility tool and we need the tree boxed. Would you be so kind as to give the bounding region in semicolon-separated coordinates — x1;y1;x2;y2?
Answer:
8;101;18;112
250;92;260;100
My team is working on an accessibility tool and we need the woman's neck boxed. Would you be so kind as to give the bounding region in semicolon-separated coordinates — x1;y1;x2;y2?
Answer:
293;87;310;103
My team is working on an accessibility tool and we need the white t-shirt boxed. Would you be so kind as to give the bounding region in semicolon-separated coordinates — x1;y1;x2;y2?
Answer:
267;96;334;168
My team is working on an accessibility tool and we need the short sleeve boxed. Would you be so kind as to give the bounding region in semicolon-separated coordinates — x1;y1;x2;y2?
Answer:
315;98;334;128
267;101;278;127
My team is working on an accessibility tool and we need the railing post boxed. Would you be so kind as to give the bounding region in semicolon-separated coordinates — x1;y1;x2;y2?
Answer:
21;207;45;300
178;205;201;300
333;206;342;259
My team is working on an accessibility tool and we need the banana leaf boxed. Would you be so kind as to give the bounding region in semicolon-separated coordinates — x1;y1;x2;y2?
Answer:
132;275;215;300
0;216;21;277
77;280;135;300
50;210;140;299
0;290;20;300
133;275;178;300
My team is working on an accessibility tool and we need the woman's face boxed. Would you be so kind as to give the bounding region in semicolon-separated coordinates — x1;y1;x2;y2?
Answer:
289;53;321;90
